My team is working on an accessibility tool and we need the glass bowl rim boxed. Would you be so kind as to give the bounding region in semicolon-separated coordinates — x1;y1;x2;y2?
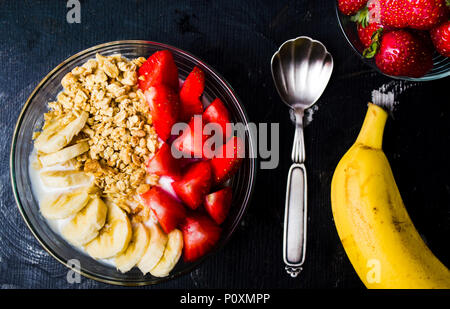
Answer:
334;3;450;82
9;40;257;286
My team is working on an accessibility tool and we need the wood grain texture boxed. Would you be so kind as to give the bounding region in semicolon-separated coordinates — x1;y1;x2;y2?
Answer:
0;0;448;288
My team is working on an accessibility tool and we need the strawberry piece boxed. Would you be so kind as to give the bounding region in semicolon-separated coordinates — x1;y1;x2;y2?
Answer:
145;85;180;141
172;115;214;159
138;50;179;91
210;136;244;185
338;0;368;16
431;20;450;57
203;98;232;142
204;187;233;225
179;66;205;122
172;161;212;210
146;143;181;180
181;212;222;262
373;30;433;78
140;186;186;234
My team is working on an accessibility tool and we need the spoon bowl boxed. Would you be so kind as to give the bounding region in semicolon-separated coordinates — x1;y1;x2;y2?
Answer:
271;37;333;110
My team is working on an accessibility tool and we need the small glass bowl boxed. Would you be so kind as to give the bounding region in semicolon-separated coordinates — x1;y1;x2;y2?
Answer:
10;41;257;286
335;4;450;81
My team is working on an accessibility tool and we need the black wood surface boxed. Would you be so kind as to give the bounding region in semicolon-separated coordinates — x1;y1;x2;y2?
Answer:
0;0;448;289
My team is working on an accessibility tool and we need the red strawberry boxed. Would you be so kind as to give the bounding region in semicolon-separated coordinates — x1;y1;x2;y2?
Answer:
338;0;368;16
204;187;233;225
431;20;450;57
372;0;409;28
172;115;214;159
210;136;244;185
138;50;179;91
146;143;181;180
373;0;448;30
140;186;186;234
145;85;180;141
180;212;222;262
203;98;232;142
364;29;433;78
179;67;205;122
376;30;433;77
172;161;212;210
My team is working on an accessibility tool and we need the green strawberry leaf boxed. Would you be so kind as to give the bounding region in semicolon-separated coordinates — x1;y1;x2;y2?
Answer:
363;28;383;59
350;6;369;28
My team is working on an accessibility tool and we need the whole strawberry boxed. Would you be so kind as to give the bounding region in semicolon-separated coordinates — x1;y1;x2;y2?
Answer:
365;30;434;77
430;20;450;57
370;0;448;30
338;0;368;16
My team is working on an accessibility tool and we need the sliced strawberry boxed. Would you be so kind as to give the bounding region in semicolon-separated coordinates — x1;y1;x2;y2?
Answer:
180;212;222;262
204;187;233;225
172;115;214;159
145;85;180;141
138;50;179;91
146;143;181;180
203;98;232;141
172;161;212;210
210;136;244;185
140;186;186;234
179;66;205;122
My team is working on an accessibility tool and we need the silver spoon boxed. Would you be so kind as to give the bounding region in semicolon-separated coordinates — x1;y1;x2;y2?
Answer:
271;36;333;277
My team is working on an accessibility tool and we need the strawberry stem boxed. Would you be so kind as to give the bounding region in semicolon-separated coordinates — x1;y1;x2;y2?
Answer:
362;28;383;58
350;6;369;28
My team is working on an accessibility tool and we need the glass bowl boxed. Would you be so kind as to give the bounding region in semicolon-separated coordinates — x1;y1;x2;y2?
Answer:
10;41;257;286
335;3;450;81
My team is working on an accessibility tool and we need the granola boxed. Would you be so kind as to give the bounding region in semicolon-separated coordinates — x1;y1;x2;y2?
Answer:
38;53;159;208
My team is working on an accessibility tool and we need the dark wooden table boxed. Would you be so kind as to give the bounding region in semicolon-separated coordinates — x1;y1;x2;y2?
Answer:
0;0;448;289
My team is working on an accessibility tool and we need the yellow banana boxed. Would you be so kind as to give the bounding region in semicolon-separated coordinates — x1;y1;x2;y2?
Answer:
331;103;450;289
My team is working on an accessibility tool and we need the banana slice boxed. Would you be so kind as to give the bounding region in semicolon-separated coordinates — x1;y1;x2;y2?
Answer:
85;202;132;259
40;187;92;219
40;142;89;167
61;196;107;246
115;223;150;273
150;229;183;277
35;111;88;154
40;170;92;188
137;224;168;275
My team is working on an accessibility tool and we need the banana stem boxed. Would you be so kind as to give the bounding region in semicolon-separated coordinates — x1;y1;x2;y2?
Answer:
355;103;388;149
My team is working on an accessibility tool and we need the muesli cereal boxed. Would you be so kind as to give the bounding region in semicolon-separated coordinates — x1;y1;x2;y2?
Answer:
35;53;159;210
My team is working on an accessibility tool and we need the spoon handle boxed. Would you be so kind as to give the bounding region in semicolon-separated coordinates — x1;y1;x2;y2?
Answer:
283;163;307;277
284;114;307;277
